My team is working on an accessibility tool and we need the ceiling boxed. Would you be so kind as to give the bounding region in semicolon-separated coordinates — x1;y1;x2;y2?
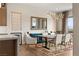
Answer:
22;3;72;12
8;3;72;12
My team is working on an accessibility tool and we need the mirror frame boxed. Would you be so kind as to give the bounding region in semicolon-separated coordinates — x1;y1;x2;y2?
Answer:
31;16;47;30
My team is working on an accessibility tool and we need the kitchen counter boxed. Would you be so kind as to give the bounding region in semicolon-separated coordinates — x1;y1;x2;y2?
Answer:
0;34;18;56
0;35;18;40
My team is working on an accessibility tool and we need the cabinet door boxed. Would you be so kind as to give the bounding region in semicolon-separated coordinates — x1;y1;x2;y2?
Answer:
0;8;7;26
0;40;17;56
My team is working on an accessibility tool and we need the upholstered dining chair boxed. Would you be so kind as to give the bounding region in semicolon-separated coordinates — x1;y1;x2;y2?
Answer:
24;33;37;47
64;33;73;48
48;34;63;52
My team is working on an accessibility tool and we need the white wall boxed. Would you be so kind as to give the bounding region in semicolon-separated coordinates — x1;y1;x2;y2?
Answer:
0;4;72;34
0;26;8;33
47;15;56;32
4;4;56;43
0;4;72;44
6;4;56;33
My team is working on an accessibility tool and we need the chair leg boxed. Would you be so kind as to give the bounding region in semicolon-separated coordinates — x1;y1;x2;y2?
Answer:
57;45;61;53
48;42;50;49
54;45;57;54
60;45;62;50
42;42;45;47
59;45;64;53
68;42;72;48
35;44;38;48
65;43;67;49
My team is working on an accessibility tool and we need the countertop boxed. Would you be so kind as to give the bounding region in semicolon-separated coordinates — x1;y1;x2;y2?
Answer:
0;35;18;40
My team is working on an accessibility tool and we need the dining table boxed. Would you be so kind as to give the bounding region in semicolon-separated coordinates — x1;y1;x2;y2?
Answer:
35;34;56;49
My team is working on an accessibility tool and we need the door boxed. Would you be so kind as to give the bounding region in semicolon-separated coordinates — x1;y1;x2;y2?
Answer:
11;12;22;32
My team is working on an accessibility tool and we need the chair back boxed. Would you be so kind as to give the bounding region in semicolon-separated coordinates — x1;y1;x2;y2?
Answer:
25;34;32;40
24;33;32;42
25;33;37;44
65;33;72;43
55;34;63;45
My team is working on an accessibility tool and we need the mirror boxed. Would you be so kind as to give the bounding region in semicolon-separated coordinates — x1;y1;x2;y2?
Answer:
31;16;47;30
31;18;37;29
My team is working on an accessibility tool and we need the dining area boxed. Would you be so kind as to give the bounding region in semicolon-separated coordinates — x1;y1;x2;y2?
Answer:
23;31;73;55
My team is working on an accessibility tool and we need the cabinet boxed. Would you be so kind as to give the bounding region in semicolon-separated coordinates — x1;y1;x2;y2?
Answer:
0;4;7;26
0;40;17;56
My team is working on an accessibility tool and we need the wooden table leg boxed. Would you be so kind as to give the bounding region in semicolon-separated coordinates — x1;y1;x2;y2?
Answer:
43;37;49;49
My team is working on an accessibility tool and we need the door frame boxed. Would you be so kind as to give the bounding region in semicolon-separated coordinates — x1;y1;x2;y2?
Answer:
11;11;22;32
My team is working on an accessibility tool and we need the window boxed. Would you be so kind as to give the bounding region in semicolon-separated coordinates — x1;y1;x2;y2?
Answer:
66;17;73;32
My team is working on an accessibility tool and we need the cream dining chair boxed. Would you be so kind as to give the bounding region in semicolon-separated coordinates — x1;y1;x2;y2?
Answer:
48;34;64;53
64;33;73;48
24;33;37;47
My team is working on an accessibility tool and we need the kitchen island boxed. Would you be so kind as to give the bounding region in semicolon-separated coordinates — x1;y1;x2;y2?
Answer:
0;35;18;56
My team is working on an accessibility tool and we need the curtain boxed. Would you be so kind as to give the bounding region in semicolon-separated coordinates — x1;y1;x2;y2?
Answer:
62;11;68;34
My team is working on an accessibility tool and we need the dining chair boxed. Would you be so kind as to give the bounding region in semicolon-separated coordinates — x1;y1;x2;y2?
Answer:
64;33;73;48
48;34;63;53
24;33;37;47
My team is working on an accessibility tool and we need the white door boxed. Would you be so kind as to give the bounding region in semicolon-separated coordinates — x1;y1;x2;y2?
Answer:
11;12;22;32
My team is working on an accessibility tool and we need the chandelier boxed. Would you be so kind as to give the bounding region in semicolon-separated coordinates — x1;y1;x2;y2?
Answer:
56;13;64;20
